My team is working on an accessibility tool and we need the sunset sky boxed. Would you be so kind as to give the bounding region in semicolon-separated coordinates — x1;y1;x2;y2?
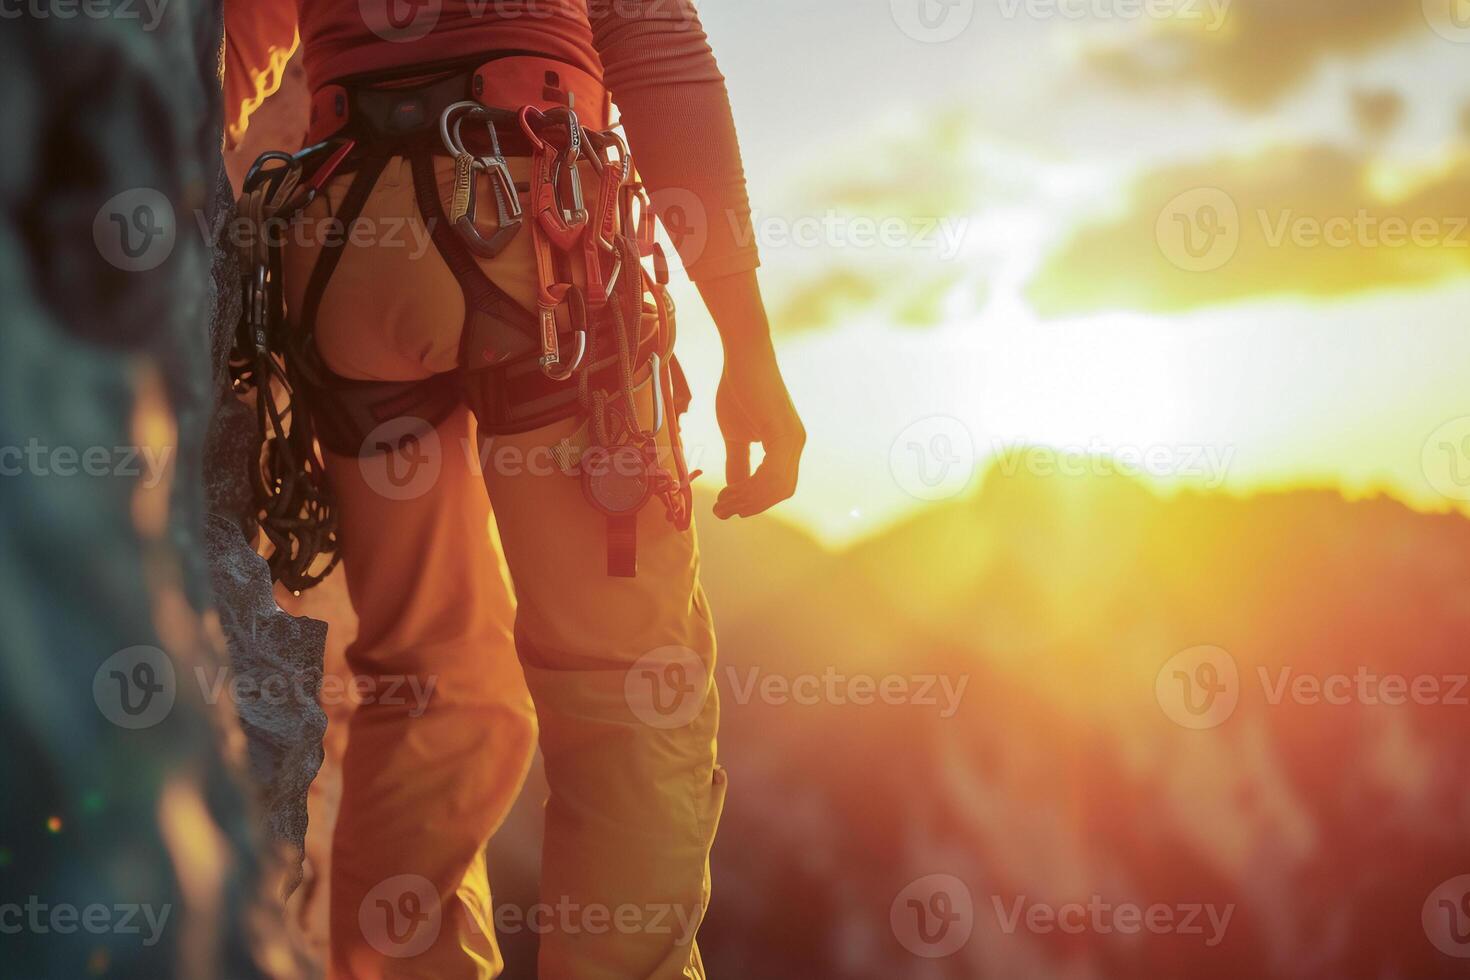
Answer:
663;0;1470;545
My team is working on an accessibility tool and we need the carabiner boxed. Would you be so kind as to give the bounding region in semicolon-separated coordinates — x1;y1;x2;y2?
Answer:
440;102;523;258
242;151;297;196
537;282;588;381
519;106;588;250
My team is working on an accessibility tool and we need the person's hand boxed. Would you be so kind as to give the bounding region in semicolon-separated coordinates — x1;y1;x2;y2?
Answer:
713;343;805;519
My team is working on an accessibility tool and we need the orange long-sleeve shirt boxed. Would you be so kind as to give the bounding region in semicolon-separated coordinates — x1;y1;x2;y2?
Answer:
224;0;757;280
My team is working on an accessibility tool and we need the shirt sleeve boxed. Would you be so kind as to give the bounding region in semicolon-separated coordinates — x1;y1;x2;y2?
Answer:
588;0;759;282
222;0;300;148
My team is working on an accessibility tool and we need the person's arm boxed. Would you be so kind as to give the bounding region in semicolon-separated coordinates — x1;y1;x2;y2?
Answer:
589;0;805;518
222;0;300;147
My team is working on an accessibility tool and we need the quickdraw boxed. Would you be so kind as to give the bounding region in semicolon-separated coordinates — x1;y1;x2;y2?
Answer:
520;105;590;381
511;104;697;575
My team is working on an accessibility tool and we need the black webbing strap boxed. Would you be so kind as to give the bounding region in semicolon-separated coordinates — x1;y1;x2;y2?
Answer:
291;149;462;458
297;150;392;359
407;145;540;366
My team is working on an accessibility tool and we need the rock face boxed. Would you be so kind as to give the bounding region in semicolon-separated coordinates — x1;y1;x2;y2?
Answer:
0;5;322;978
203;160;329;897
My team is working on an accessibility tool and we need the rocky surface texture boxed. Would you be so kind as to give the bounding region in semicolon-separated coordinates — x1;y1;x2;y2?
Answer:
0;5;322;977
203;159;328;897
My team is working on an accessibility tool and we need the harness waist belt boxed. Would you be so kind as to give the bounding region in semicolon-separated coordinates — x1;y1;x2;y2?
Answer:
309;54;610;147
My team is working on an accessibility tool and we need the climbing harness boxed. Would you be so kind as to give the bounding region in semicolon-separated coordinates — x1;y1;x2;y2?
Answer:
231;55;698;584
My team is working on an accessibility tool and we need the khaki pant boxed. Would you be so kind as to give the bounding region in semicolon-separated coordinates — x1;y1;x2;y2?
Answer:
282;154;725;980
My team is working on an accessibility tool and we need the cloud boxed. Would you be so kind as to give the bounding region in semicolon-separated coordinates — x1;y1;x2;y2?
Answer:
1350;89;1406;142
1026;144;1470;316
772;266;974;334
1086;0;1432;107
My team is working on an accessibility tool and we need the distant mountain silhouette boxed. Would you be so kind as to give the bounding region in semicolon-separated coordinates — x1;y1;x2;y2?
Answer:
691;458;1470;978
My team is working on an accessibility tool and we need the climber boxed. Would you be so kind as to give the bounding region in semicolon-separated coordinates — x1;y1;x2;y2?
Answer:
223;2;804;978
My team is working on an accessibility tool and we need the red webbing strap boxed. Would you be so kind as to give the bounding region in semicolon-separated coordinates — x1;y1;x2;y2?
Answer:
607;514;638;578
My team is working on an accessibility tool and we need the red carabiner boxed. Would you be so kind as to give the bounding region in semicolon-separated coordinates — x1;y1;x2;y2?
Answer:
520;106;588;251
582;132;630;311
536;282;587;381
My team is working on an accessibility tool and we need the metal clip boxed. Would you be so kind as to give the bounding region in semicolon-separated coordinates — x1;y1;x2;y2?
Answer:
440;102;523;258
537;282;588;381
